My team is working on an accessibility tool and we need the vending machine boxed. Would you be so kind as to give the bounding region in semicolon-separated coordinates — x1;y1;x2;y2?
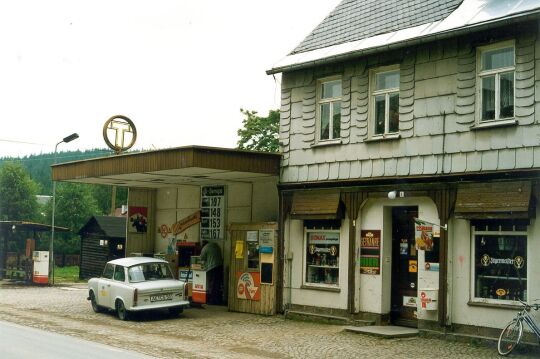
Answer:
32;251;49;284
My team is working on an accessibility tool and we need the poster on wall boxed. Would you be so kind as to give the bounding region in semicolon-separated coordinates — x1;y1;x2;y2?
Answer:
415;223;433;251
200;185;225;240
360;230;381;275
128;206;148;233
236;272;261;301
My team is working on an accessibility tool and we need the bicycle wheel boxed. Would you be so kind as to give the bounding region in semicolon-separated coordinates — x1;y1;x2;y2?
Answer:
498;318;523;356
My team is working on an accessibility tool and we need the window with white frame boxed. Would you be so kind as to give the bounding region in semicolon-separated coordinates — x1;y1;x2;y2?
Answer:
318;79;342;141
303;220;340;288
472;219;527;303
477;42;515;122
371;68;400;136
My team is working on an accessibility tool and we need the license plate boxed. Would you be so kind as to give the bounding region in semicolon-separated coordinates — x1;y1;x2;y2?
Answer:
150;293;173;302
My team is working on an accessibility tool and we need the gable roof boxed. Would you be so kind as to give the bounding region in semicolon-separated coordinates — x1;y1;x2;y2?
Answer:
78;216;126;238
292;0;463;55
268;0;540;74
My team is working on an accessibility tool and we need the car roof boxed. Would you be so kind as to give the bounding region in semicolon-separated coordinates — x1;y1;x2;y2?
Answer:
108;256;167;267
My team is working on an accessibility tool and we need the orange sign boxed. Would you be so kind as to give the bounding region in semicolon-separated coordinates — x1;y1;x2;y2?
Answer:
236;272;261;301
171;210;201;235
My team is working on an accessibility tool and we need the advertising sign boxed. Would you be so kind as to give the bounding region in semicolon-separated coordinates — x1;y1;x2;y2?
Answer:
415;224;433;251
360;230;381;275
236;272;261;301
128;206;147;233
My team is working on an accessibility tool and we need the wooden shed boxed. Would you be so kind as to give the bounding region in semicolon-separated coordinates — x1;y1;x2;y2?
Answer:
228;222;278;315
78;216;126;279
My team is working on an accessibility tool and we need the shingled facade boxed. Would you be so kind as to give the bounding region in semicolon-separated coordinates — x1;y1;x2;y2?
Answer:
269;0;540;336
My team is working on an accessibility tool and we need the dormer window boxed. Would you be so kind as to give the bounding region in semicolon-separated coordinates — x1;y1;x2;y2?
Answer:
477;42;515;122
317;78;342;141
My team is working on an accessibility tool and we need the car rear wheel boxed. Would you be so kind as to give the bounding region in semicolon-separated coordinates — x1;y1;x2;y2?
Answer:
90;291;103;313
116;300;130;321
168;307;184;317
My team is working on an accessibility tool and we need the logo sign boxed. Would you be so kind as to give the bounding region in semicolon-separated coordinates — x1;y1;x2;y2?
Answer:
236;272;260;301
480;254;525;269
103;115;137;153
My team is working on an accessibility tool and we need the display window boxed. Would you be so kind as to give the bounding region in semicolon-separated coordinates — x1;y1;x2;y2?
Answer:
303;220;341;288
472;219;528;303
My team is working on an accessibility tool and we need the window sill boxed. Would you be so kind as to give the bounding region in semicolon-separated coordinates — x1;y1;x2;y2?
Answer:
311;139;342;148
470;118;517;131
467;300;522;310
365;133;401;142
301;284;341;293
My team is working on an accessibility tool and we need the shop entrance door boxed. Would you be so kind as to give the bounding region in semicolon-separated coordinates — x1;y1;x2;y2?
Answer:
390;206;418;327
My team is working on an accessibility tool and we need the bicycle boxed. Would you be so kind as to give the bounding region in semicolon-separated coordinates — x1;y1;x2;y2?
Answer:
498;300;540;356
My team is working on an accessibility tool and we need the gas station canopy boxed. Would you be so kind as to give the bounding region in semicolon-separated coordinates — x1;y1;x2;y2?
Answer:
51;146;281;188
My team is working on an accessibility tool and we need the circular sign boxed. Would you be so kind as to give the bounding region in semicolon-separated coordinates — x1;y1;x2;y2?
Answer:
514;256;525;269
103;115;137;153
480;254;490;267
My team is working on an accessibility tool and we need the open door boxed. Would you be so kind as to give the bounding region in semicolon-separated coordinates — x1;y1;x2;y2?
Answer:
390;206;418;327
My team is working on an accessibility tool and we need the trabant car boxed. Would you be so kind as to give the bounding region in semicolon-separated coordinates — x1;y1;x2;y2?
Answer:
88;257;189;320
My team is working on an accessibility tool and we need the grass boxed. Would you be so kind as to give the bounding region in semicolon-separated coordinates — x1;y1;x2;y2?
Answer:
53;266;86;283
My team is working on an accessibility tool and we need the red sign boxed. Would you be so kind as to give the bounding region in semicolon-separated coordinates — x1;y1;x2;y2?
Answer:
236;272;261;301
171;210;201;235
360;230;381;275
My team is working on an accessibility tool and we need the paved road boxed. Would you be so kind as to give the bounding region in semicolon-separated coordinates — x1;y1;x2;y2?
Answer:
0;282;536;358
0;320;156;359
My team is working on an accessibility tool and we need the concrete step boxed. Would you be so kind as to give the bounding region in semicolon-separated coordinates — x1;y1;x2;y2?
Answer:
344;325;419;339
285;310;350;325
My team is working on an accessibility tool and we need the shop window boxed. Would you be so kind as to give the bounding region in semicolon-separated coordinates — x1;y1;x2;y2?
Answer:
370;66;400;136
317;78;342;141
472;220;527;303
477;42;515;122
304;220;340;287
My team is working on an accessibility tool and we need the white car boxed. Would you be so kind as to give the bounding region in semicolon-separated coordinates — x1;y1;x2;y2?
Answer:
87;257;189;320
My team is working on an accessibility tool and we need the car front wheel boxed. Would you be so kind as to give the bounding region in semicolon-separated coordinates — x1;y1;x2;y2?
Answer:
116;300;130;321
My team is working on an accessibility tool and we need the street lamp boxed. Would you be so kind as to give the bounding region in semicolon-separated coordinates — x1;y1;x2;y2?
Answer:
49;133;79;285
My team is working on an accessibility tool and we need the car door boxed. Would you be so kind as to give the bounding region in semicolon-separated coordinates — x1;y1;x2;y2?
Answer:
109;265;129;308
97;263;115;309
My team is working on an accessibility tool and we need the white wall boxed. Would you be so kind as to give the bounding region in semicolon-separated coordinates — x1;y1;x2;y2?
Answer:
359;196;439;320
450;206;540;329
154;185;200;253
284;217;350;310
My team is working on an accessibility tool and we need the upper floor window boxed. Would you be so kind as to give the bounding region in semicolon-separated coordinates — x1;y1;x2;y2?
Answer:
478;43;515;122
318;79;341;141
371;68;400;136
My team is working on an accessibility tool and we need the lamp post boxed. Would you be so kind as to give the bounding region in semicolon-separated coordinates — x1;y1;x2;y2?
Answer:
49;133;79;285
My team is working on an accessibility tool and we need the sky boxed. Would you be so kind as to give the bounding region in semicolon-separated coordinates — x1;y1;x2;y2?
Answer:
0;0;341;158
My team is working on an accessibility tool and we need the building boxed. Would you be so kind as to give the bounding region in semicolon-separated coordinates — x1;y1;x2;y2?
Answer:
79;215;127;279
53;146;281;314
267;0;540;336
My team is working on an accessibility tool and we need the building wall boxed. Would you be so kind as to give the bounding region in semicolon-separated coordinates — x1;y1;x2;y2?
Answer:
279;22;539;183
450;206;540;329
283;217;350;310
126;188;156;255
358;196;439;321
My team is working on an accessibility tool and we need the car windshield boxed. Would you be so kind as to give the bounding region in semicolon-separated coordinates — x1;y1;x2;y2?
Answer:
128;262;174;283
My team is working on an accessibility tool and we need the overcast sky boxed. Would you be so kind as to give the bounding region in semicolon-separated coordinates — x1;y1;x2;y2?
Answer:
0;0;341;158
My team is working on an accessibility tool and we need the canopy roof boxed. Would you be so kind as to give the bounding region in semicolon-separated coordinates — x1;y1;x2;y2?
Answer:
52;145;281;188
